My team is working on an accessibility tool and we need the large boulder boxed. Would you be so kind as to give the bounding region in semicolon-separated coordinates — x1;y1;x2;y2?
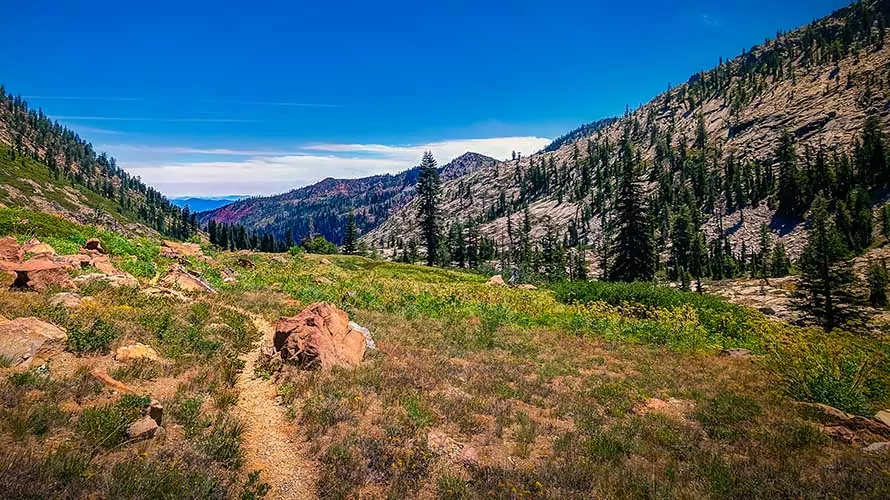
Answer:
88;255;117;274
159;265;216;293
0;316;67;367
273;302;367;370
0;258;73;291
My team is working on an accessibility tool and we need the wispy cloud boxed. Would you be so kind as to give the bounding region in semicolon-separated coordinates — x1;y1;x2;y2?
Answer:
23;95;144;102
53;116;257;123
101;144;301;156
700;14;722;28
65;125;127;136
112;136;551;197
200;99;344;108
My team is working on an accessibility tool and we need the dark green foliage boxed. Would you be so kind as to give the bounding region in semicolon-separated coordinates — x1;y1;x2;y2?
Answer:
342;212;358;255
869;260;890;307
301;234;338;254
777;130;804;217
66;319;120;355
608;138;656;282
881;204;890;238
416;151;442;266
794;197;858;330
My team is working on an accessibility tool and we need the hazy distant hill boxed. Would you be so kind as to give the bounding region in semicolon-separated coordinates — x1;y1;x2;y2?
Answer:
173;196;244;213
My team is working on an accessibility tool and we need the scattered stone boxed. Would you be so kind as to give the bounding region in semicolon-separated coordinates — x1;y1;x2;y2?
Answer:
55;254;92;269
223;276;238;284
758;306;777;316
89;255;117;274
73;273;139;289
486;274;506;286
273;302;367;370
320;258;332;265
314;276;333;285
49;292;83;309
0;258;73;291
148;400;164;426
90;367;137;394
237;258;256;269
720;348;754;357
0;316;67;367
159;265;216;293
115;343;161;362
848;416;890;438
82;238;106;254
348;320;376;350
22;238;56;257
863;442;890;454
0;236;23;261
127;416;159;440
517;284;537;290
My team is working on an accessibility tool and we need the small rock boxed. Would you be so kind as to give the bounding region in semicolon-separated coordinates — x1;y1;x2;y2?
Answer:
126;416;159;440
517;284;537;290
82;238;107;254
159;265;216;294
237;258;256;269
115;343;161;362
49;292;83;309
148;400;164;426
486;275;506;286
320;258;332;265
427;430;461;455
314;276;334;285
89;255;117;274
141;286;191;302
863;442;890;454
90;367;137;394
758;306;777;316
161;240;204;258
22;239;56;257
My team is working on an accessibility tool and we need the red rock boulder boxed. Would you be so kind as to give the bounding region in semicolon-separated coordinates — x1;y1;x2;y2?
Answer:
273;302;367;370
0;258;73;291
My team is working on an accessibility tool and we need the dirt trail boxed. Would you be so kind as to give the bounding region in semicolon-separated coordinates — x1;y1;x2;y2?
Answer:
230;306;316;500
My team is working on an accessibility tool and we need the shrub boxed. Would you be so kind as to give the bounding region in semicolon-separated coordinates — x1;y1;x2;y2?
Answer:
66;319;120;355
198;415;245;468
77;399;143;448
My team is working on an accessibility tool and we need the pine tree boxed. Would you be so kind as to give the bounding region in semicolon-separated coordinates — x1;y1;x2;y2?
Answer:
883;205;890;238
776;130;803;217
867;260;889;307
794;196;858;330
609;140;656;282
343;212;358;255
416;151;442;266
770;242;791;277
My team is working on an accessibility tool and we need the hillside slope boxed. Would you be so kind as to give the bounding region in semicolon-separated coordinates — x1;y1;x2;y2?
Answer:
201;152;497;244
0;90;197;239
364;0;890;265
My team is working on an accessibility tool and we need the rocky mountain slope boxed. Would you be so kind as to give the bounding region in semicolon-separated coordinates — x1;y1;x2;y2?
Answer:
364;0;890;263
200;152;497;245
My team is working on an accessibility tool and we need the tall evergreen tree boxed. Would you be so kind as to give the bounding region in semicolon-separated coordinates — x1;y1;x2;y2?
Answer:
343;212;358;255
794;196;858;331
776;130;803;217
609;140;656;282
416;151;442;266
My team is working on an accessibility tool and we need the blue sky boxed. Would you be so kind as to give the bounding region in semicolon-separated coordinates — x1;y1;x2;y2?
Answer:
4;0;848;197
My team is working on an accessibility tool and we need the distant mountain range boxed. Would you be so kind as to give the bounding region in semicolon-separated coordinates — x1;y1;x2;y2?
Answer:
172;196;245;213
199;152;497;245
